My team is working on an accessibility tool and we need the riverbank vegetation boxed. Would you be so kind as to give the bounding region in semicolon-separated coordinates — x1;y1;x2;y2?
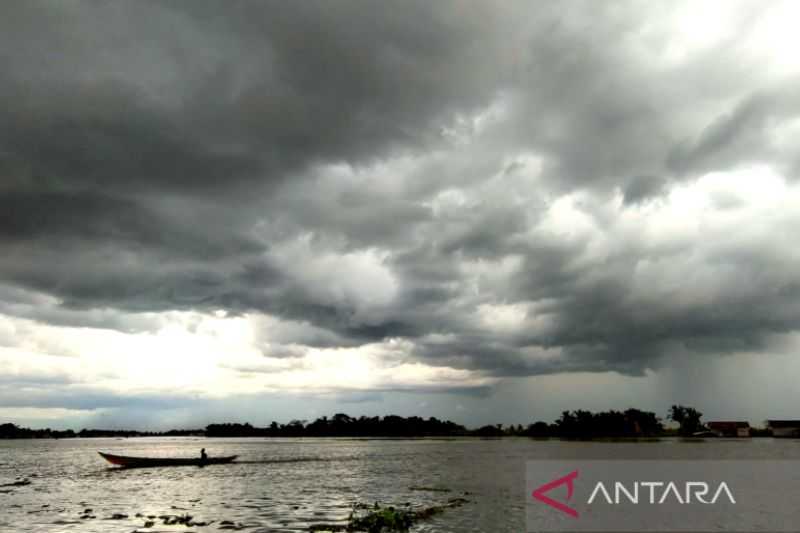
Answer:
0;405;774;439
310;498;470;532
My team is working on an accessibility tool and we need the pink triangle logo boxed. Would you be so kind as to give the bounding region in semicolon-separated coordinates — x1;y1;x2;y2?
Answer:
532;470;579;518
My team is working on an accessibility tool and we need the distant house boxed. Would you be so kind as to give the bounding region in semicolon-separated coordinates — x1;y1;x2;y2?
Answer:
706;421;750;437
767;420;800;438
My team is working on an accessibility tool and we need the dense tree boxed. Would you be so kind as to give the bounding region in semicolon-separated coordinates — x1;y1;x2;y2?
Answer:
205;415;468;437
667;405;704;436
525;421;552;437
552;408;664;439
0;406;717;440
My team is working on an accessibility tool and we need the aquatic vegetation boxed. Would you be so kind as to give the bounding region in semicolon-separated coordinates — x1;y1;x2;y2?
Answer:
7;479;31;487
154;513;213;527
349;506;415;532
408;486;451;492
73;508;218;529
218;519;248;530
310;497;470;532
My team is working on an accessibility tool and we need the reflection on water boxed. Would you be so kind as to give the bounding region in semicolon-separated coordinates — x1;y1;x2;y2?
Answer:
1;437;798;532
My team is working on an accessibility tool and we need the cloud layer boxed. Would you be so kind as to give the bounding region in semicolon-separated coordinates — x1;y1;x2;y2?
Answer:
2;1;800;423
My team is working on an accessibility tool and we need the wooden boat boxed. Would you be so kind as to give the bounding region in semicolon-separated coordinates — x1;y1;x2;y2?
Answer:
98;451;238;468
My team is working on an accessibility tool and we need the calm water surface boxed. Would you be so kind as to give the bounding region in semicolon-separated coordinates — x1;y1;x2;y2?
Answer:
2;437;798;532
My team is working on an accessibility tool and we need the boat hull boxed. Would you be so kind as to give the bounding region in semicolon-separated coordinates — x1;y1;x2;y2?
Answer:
99;451;238;468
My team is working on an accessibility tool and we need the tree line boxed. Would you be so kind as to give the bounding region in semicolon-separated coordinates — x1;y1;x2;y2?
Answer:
203;406;708;438
0;423;202;439
206;414;467;437
0;405;745;439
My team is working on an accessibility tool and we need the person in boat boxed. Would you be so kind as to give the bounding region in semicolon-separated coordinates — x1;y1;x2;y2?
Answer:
200;448;208;461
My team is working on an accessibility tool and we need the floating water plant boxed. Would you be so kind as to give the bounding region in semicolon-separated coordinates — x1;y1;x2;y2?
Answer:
408;486;451;492
310;497;469;532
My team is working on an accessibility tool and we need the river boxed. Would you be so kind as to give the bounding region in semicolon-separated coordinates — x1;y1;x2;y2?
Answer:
2;437;798;532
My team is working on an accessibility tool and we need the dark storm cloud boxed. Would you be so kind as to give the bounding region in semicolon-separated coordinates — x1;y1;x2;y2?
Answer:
0;0;514;313
668;82;800;176
0;1;511;193
3;0;800;387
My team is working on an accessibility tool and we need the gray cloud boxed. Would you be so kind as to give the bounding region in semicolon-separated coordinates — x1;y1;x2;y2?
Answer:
0;386;197;411
668;83;800;176
2;0;800;393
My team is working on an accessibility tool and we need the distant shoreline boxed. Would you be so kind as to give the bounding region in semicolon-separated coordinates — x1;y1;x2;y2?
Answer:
1;407;789;440
0;433;784;444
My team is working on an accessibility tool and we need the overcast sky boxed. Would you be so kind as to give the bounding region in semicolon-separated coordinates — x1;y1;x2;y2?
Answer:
2;1;800;430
